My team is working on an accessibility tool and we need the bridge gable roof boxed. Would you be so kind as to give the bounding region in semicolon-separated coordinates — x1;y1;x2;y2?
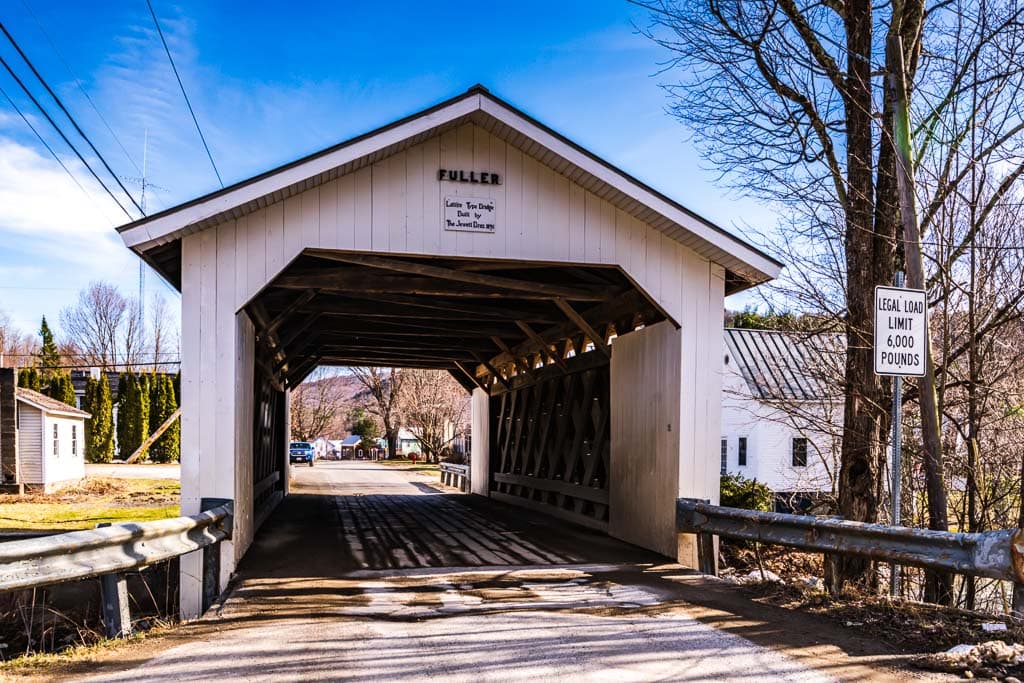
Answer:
117;85;781;291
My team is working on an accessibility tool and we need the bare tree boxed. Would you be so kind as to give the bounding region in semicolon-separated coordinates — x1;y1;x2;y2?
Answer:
635;0;1024;602
401;369;470;462
0;310;36;367
350;367;405;459
60;282;147;371
289;368;345;441
149;292;178;371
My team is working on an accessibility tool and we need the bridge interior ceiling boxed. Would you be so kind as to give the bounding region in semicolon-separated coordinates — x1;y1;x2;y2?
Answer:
244;250;668;391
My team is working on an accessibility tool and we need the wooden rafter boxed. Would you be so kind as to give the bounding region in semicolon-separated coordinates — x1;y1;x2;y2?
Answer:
515;321;567;371
554;298;609;357
471;352;512;390
266;289;318;336
307;251;615;301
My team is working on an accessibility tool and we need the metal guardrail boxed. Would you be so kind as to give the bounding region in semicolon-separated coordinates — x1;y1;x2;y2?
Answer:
677;498;1024;584
440;462;470;492
0;500;233;637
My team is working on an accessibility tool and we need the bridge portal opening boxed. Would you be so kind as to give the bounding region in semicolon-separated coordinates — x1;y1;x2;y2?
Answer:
243;250;668;536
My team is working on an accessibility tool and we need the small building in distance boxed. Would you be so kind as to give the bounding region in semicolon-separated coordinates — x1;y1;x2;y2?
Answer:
721;328;845;508
16;387;90;492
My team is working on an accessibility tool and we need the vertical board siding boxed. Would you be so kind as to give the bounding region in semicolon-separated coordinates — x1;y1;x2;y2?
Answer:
181;121;727;596
609;321;682;558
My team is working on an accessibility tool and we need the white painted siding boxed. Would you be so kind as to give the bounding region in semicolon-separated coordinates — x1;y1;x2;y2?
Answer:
177;120;728;590
720;353;841;494
42;415;86;484
610;321;681;560
221;123;704;328
16;404;42;483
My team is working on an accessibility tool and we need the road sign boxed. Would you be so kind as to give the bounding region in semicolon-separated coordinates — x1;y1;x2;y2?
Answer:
874;285;927;377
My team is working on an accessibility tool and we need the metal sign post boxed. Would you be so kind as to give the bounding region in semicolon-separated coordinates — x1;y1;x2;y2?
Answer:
875;271;927;597
889;273;905;597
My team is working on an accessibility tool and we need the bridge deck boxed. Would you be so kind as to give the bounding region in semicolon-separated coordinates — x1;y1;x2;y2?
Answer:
81;462;911;682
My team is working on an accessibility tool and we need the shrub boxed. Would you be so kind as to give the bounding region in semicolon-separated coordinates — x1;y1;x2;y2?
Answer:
720;473;773;511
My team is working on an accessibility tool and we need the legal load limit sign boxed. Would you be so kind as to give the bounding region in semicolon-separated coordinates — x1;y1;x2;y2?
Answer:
874;285;927;377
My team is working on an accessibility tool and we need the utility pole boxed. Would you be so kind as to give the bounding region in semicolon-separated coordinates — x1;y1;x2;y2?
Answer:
887;34;952;604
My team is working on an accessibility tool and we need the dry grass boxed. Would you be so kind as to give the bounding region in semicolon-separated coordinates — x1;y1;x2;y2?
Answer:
0;478;179;531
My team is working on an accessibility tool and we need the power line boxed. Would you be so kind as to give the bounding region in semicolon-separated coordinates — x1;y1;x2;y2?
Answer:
0;51;135;219
19;0;143;176
0;82;94;202
0;19;144;216
146;0;223;188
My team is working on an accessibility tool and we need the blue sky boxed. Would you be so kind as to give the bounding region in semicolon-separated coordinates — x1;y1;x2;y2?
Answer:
0;0;774;338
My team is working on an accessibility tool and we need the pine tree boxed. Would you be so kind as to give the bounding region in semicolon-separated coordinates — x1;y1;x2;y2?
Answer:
36;317;60;379
116;373;130;456
85;376;115;463
116;373;150;460
47;372;76;406
150;374;180;463
17;368;41;391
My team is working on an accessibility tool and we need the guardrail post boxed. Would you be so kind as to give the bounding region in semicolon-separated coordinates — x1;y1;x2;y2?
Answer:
200;497;231;613
96;522;131;638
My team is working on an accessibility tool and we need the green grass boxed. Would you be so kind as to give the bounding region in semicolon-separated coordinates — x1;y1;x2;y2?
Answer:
0;503;180;530
0;478;180;531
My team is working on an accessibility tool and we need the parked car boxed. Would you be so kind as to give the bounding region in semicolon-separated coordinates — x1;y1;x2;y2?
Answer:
289;441;315;467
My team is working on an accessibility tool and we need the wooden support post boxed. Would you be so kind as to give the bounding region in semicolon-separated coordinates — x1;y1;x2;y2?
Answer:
697;532;717;577
100;573;131;638
124;408;182;464
96;522;131;638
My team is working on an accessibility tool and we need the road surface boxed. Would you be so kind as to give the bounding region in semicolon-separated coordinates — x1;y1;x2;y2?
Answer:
78;462;933;682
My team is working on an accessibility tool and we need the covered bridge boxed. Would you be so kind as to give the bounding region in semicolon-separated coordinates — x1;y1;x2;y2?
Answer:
116;85;780;617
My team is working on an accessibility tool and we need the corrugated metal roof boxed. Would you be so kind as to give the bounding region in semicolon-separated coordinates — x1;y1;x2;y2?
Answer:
724;328;844;401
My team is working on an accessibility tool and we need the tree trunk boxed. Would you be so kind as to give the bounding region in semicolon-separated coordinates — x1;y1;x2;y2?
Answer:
887;33;953;606
386;428;398;460
831;0;887;594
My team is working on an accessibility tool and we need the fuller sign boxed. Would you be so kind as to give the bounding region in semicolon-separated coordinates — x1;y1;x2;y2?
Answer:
874;285;927;377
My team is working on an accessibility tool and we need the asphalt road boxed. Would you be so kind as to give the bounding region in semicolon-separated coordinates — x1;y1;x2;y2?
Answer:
78;462;934;682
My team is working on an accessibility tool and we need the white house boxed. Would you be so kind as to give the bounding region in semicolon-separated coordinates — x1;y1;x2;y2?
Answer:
721;328;844;500
16;388;90;491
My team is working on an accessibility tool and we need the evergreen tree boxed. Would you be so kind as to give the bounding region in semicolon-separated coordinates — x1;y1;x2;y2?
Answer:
116;372;129;456
47;372;76;406
84;376;114;463
150;375;180;463
17;367;41;392
116;373;150;460
36;317;60;378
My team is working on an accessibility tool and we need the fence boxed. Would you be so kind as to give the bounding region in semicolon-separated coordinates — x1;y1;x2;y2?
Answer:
439;462;470;492
0;499;233;637
677;498;1024;599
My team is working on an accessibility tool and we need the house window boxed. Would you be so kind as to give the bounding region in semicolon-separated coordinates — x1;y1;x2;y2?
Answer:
71;425;78;457
53;424;59;457
738;437;747;466
792;437;808;467
720;438;727;475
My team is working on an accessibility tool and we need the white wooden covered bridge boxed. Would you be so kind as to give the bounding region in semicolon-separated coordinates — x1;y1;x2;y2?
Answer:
117;85;781;617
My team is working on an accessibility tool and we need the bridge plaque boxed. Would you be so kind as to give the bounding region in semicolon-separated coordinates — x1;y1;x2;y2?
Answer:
443;196;496;233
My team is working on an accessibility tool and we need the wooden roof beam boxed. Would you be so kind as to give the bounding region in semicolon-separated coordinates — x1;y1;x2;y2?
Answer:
554;297;610;357
307;250;615;301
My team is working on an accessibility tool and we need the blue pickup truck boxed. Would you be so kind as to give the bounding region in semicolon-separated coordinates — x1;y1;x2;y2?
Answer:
289;441;315;467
